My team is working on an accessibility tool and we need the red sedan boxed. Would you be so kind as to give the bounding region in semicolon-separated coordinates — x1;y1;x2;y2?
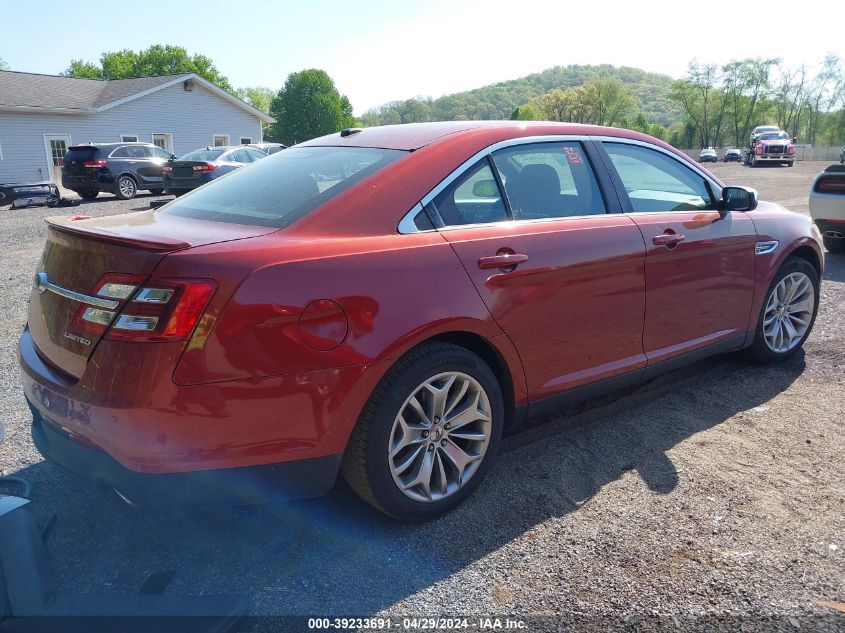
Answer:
20;122;823;520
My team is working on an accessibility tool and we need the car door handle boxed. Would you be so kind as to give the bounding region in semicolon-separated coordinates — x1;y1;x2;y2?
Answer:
477;253;529;270
652;233;685;246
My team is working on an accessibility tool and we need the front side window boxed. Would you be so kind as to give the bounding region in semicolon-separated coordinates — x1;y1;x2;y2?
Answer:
491;142;605;219
162;146;406;228
151;146;172;159
603;142;717;212
429;159;507;227
245;147;267;161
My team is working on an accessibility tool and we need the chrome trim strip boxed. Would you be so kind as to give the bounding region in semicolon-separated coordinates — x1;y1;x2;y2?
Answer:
35;272;119;309
755;240;779;255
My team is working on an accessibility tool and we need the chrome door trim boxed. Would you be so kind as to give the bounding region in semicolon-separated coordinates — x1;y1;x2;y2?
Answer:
35;272;119;309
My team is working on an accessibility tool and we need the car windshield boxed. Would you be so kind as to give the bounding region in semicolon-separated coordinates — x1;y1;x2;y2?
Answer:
161;146;407;228
178;149;226;162
759;132;790;140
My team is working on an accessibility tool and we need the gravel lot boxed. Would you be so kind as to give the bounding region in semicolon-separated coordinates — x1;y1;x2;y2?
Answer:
0;163;842;630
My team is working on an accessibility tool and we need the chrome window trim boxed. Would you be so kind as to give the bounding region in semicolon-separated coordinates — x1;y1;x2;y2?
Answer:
592;135;725;213
397;203;432;234
35;272;119;310
397;134;596;234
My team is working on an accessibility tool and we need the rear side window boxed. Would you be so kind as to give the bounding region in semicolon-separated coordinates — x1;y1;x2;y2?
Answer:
429;160;507;227
491;142;606;219
162;146;406;228
230;149;251;163
111;145;149;158
603;142;717;212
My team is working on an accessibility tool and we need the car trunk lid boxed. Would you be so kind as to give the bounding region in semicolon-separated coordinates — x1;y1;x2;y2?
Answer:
28;210;274;379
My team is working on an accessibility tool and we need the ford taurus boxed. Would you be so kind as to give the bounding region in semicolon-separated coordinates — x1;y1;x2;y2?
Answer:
20;122;823;521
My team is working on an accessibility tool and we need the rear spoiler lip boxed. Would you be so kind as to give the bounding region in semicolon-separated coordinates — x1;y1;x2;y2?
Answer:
44;217;191;251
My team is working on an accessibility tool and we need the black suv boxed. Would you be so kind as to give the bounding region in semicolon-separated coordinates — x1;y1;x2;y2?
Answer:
61;142;174;200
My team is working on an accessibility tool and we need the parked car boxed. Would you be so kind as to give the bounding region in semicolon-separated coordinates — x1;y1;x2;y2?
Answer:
163;146;267;195
21;121;823;521
724;148;742;162
809;164;845;253
61;142;173;200
750;125;781;145
248;142;287;155
699;148;718;163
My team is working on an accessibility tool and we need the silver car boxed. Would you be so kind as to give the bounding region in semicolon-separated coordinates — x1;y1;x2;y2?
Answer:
809;164;845;253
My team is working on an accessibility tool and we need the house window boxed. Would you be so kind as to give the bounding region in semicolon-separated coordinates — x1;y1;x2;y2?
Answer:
240;137;253;145
121;134;139;142
213;135;230;147
152;133;173;153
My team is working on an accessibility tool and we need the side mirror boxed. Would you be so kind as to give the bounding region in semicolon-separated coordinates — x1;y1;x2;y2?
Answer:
170;154;177;160
472;179;499;198
721;186;758;214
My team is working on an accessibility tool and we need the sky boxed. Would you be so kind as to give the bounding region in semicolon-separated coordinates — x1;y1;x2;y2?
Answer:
1;0;843;115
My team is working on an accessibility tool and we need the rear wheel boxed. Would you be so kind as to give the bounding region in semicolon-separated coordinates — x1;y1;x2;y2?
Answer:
115;175;137;200
149;188;164;196
823;234;845;253
749;257;819;363
342;343;503;521
79;189;99;200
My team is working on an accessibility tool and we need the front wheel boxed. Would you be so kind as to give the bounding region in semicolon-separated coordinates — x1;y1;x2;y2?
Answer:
342;343;503;521
749;257;819;363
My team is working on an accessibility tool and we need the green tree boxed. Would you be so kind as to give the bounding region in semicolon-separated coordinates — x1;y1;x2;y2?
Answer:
511;104;541;120
62;45;232;92
0;58;9;71
234;86;275;114
268;69;353;144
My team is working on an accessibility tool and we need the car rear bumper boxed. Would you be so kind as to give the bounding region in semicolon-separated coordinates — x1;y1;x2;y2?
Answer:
30;404;341;506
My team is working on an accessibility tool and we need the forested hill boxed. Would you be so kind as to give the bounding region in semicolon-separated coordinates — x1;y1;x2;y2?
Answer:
360;64;683;126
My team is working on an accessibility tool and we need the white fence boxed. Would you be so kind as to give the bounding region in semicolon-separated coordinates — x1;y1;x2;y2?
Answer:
678;147;843;162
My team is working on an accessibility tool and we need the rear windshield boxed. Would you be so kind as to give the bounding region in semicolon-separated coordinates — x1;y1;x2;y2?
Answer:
161;146;407;228
64;147;98;161
178;149;226;162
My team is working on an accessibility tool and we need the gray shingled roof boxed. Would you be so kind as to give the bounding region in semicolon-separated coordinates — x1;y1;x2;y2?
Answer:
0;71;191;110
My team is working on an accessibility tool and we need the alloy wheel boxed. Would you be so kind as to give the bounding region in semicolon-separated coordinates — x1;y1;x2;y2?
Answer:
119;177;136;198
763;272;814;353
388;371;492;503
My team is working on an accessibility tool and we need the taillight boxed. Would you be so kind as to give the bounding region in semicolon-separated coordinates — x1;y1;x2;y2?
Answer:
70;275;216;341
83;160;107;168
192;163;217;173
814;175;845;194
71;273;146;335
106;279;217;341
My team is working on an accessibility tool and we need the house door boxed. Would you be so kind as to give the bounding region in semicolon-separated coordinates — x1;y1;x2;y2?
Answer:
44;134;71;183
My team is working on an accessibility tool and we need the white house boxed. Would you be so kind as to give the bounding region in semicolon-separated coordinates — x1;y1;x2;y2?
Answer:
0;71;275;184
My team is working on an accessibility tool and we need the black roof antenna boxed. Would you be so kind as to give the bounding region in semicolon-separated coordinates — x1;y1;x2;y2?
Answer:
340;128;363;138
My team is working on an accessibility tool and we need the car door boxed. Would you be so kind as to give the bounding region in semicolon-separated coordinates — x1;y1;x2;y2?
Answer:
598;140;757;366
428;140;648;401
140;145;171;187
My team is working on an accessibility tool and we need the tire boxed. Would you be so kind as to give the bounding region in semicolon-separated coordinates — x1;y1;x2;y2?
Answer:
115;175;137;200
149;188;164;196
748;257;819;363
79;190;99;200
342;342;504;521
823;234;845;253
786;161;794;167
750;155;757;167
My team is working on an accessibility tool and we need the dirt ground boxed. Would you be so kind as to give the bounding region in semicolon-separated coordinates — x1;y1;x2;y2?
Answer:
0;162;842;631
